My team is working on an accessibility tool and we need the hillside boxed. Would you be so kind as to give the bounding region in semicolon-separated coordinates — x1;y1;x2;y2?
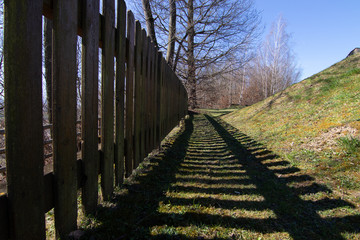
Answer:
222;53;360;204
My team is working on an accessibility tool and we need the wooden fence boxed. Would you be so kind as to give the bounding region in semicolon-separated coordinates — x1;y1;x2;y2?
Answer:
1;0;188;239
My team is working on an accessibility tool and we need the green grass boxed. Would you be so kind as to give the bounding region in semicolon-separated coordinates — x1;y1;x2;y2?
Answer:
197;107;239;117
71;55;360;239
77;113;360;239
337;136;360;156
220;54;360;206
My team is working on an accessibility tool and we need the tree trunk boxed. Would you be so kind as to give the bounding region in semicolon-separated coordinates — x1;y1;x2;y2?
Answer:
166;0;176;66
142;0;158;48
44;19;53;127
187;0;196;109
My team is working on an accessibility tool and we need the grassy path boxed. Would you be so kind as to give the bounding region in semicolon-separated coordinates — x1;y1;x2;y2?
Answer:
81;113;360;239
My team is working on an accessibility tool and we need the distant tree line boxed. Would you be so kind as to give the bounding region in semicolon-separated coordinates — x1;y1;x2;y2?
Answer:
130;0;301;108
0;0;301;121
131;0;261;108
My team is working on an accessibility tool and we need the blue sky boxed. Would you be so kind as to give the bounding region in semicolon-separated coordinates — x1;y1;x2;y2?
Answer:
254;0;360;80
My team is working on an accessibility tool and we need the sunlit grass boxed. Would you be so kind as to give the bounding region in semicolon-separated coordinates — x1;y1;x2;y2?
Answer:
220;54;360;206
150;225;292;240
78;114;360;239
170;181;257;190
165;191;266;202
175;173;249;181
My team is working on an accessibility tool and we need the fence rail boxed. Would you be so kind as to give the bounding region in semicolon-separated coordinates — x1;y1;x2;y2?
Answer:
0;120;87;157
1;0;188;239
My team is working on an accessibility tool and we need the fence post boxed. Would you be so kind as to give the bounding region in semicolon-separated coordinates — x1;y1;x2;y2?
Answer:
81;0;100;214
115;0;126;186
4;1;45;238
52;0;78;237
125;11;135;177
101;0;115;201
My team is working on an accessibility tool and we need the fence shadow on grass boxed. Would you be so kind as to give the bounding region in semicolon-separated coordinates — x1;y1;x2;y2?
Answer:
81;113;194;239
82;113;360;239
204;115;360;240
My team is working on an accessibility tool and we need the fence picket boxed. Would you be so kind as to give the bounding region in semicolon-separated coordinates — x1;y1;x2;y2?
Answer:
141;29;148;160
156;51;163;147
81;0;100;214
100;0;116;201
153;50;158;148
115;0;126;186
4;1;45;238
159;57;164;140
2;1;188;237
134;21;142;168
150;42;156;150
52;0;79;237
146;38;152;154
126;11;135;177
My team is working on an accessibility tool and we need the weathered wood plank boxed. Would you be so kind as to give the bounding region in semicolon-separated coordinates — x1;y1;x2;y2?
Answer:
152;45;158;150
164;65;168;136
0;157;101;229
146;38;152;154
161;62;166;139
52;0;78;237
149;42;155;151
147;40;152;152
81;0;100;214
140;29;148;161
115;0;126;186
152;50;158;149
2;0;188;238
101;0;116;201
156;51;163;147
165;63;169;137
166;64;171;135
4;1;45;238
159;57;164;141
171;72;175;126
43;0;104;48
43;159;85;213
125;11;135;177
134;21;143;168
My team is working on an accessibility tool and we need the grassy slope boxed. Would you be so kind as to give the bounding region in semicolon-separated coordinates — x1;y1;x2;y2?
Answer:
222;54;360;204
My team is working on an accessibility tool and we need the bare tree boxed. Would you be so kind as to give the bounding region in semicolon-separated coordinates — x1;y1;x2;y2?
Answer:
130;0;260;109
196;58;248;109
246;15;300;103
165;0;176;66
141;0;158;48
264;15;300;96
